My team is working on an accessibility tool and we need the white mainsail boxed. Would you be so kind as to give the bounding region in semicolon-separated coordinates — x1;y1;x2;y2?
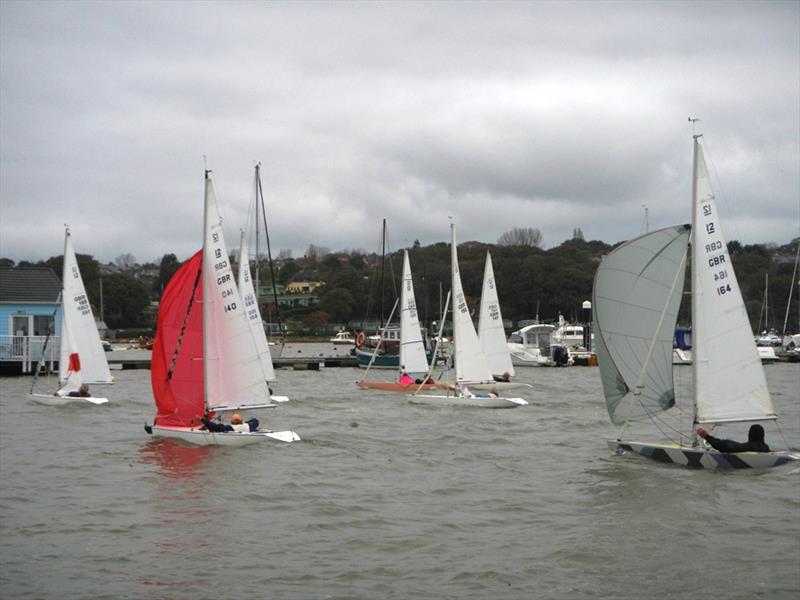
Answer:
478;251;515;378
593;225;690;425
399;250;430;375
691;138;775;423
58;227;112;386
238;230;276;382
451;224;493;384
202;173;273;411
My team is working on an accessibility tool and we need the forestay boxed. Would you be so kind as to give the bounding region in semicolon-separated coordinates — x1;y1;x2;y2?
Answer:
478;250;515;378
593;225;690;425
399;250;430;374
451;224;493;384
691;139;775;423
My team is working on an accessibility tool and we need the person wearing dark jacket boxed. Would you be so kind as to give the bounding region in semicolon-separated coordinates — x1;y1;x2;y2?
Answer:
696;424;771;453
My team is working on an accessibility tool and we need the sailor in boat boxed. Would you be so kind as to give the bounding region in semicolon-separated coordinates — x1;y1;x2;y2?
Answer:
696;425;771;453
201;413;259;433
57;383;91;398
399;370;414;385
493;372;511;383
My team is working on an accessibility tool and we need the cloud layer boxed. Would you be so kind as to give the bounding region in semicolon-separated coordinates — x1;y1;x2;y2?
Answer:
1;1;798;264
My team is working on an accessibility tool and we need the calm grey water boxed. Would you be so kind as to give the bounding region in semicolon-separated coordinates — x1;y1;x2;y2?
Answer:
1;355;798;600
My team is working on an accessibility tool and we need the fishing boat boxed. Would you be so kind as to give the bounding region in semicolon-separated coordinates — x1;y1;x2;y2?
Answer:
409;224;527;408
29;227;111;405
357;250;440;392
595;135;798;469
145;171;299;445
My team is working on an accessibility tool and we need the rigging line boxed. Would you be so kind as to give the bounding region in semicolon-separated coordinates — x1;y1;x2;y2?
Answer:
781;243;800;336
167;263;202;380
29;292;63;395
414;291;451;395
699;137;743;244
256;166;283;338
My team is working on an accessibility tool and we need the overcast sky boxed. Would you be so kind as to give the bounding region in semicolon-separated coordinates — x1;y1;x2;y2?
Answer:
1;0;798;265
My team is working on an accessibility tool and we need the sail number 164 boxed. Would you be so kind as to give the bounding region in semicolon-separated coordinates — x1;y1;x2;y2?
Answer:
716;284;732;296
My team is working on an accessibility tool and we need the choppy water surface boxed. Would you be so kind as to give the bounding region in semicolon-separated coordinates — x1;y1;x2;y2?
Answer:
1;359;798;599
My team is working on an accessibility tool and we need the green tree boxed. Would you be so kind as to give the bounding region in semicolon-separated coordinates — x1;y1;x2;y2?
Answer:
154;253;181;294
102;273;150;328
319;287;355;322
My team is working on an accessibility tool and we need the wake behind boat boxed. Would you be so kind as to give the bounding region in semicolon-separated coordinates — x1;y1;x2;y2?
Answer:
146;171;299;445
595;134;797;469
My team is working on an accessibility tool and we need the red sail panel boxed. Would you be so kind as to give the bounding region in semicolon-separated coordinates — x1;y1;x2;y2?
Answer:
68;352;81;373
150;250;205;428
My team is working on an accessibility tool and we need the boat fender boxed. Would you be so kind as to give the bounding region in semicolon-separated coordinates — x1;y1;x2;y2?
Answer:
355;331;366;348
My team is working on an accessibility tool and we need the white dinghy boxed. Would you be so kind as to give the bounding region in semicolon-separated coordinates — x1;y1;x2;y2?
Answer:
475;250;531;392
595;134;798;469
29;227;110;406
145;171;299;446
409;224;527;409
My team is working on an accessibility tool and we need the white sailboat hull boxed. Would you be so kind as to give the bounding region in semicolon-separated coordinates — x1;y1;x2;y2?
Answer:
29;393;108;406
408;394;527;408
470;381;533;392
608;440;799;470
151;425;300;445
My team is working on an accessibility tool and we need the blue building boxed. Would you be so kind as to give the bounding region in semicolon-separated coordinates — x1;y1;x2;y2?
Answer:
0;267;62;374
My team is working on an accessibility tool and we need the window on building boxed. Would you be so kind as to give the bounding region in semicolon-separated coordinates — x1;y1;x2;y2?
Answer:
33;315;55;336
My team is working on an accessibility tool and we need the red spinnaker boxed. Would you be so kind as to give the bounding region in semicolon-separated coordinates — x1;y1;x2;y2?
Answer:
150;251;205;428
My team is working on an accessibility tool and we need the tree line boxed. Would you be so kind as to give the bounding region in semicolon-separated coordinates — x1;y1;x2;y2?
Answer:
1;233;798;336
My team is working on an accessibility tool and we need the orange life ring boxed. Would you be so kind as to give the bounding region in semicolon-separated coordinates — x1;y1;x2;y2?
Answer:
355;331;366;348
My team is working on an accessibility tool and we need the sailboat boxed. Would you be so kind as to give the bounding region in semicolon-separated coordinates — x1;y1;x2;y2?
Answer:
237;165;289;403
595;135;798;469
146;171;299;445
29;227;111;405
357;250;440;392
409;224;527;408
476;251;531;392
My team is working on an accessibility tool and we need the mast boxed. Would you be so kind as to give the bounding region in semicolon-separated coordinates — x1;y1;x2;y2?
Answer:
202;170;210;413
254;165;260;294
380;218;386;328
690;135;700;424
255;164;283;337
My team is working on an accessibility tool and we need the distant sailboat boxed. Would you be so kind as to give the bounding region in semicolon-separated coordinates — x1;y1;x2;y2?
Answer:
477;251;514;378
237;165;289;403
595;135;797;469
357;249;439;392
146;171;299;445
409;224;527;408
29;227;110;405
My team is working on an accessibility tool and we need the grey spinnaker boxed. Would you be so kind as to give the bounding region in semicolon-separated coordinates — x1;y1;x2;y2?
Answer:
593;224;690;425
